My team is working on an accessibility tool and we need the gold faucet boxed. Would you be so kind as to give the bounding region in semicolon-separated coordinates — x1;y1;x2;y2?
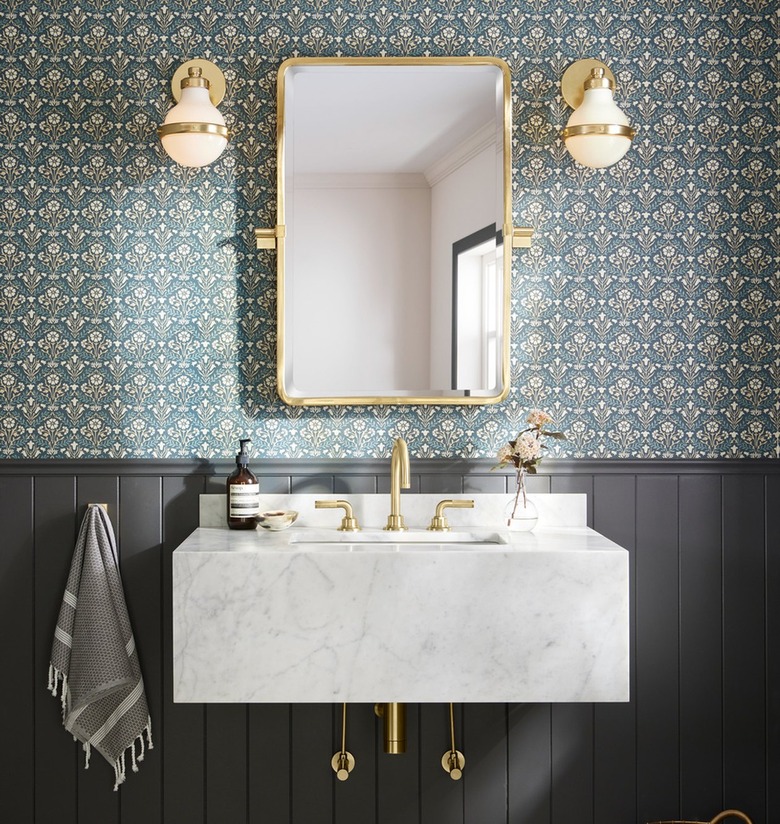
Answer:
384;437;410;531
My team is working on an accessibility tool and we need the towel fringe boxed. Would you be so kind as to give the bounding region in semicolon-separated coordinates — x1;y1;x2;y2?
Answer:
48;662;69;718
111;720;153;790
83;741;91;769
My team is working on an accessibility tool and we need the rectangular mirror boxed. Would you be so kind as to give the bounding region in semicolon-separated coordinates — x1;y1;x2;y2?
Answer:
276;57;511;405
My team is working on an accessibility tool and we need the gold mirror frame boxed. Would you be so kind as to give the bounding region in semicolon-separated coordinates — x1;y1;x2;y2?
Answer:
272;56;520;406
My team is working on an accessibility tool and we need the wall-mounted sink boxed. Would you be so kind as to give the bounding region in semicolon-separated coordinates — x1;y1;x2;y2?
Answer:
173;493;629;705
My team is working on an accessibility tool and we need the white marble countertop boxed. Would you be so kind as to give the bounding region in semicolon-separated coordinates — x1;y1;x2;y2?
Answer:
173;494;629;704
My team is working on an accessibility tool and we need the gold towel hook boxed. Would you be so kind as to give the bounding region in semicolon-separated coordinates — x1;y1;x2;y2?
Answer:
87;503;109;512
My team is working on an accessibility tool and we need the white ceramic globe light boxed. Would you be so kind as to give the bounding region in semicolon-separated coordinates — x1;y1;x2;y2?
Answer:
561;63;636;169
158;62;229;168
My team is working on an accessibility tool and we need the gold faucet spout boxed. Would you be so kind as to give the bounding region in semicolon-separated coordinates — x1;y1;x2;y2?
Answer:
384;437;410;531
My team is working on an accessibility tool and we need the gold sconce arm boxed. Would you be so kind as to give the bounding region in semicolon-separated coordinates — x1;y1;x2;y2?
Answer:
315;499;360;532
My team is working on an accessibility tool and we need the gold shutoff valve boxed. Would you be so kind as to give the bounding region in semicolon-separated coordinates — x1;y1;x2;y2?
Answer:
441;703;465;780
427;499;474;532
315;499;360;531
331;703;356;781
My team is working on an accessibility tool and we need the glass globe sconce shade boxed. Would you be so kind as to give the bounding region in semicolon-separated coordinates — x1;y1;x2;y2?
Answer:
158;59;229;167
560;60;636;169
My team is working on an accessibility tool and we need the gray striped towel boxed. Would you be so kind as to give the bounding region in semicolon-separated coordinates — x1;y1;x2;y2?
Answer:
49;504;153;790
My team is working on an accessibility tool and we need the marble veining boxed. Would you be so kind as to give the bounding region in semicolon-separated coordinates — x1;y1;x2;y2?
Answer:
173;494;629;703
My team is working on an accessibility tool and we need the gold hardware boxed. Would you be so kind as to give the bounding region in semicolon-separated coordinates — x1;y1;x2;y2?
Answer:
647;812;752;824
274;57;513;407
374;703;406;754
331;703;356;781
157;121;229;139
88;503;109;512
427;499;474;531
441;703;465;780
561;123;636;140
560;59;616;110
254;226;285;250
314;499;360;532
170;59;226;107
384;437;410;532
511;226;534;248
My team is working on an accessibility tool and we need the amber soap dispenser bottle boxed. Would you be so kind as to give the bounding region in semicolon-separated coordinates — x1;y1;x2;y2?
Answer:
226;438;260;529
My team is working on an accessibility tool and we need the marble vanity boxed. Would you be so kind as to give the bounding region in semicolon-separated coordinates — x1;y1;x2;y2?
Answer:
172;493;629;704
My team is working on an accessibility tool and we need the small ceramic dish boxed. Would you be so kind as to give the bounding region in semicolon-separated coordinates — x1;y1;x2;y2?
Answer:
257;510;298;531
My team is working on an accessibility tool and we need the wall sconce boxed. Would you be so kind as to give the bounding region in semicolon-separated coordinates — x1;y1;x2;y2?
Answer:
560;59;636;168
158;59;229;167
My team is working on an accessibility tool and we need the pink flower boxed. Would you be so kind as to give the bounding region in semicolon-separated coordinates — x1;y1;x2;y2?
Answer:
526;409;553;428
513;431;541;463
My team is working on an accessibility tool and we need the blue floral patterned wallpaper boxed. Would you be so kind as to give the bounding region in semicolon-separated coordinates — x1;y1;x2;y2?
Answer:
0;0;777;459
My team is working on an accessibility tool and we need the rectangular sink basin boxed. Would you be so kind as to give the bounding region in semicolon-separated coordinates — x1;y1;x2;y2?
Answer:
288;528;507;546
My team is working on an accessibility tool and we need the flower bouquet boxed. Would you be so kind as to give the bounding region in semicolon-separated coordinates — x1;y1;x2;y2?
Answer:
493;411;566;529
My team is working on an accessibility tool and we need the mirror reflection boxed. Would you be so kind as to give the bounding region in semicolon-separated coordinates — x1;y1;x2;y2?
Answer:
278;58;511;405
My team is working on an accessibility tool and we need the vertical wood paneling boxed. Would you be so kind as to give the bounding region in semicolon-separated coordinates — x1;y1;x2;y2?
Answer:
766;474;780;824
463;704;508;823
592;475;636;824
679;475;723;817
420;703;463;824
162;475;206;824
205;704;249;824
551;704;593;824
635;475;680;821
1;461;775;824
0;477;34;814
723;474;766;821
249;704;292;824
290;704;333;824
118;476;163;824
75;476;121;823
507;704;551;824
34;475;78;824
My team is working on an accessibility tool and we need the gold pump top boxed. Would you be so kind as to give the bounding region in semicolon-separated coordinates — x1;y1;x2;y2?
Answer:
181;66;210;90
583;66;614;91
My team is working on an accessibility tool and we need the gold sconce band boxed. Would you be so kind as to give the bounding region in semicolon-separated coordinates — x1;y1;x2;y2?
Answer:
561;123;636;140
255;226;285;249
157;121;230;139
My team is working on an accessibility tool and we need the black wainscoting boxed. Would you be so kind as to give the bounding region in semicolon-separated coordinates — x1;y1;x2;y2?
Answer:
1;459;777;824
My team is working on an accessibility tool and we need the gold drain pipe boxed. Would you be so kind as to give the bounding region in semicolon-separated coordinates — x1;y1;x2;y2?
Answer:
374;702;406;754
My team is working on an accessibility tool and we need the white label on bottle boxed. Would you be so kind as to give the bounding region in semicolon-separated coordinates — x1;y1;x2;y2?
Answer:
229;484;260;518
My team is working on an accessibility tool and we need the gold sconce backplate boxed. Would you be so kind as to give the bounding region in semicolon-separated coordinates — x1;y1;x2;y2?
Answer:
561;59;616;109
171;58;226;106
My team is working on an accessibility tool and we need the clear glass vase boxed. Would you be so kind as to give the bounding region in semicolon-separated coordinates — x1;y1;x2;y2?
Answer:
505;469;538;531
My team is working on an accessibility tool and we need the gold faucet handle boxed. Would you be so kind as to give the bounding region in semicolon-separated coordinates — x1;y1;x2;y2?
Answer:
315;499;360;532
427;499;474;532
